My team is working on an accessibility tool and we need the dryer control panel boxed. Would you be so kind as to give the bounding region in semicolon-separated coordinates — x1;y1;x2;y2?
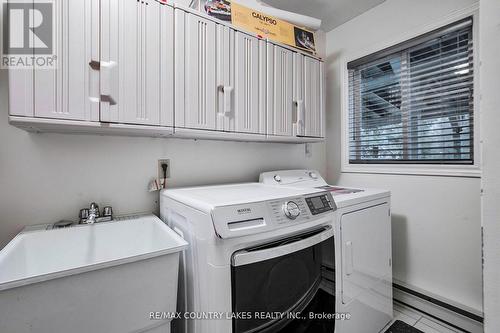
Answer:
268;197;312;225
211;192;336;239
306;194;334;215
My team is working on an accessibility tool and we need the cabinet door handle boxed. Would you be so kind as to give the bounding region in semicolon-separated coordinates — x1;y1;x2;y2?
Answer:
345;241;354;276
100;61;118;106
295;100;305;135
222;86;233;116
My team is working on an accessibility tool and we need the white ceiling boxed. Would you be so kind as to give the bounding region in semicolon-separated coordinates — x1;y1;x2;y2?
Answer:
262;0;386;31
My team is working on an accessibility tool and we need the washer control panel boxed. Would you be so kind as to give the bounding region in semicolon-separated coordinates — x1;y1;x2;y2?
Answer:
268;193;335;225
305;194;334;215
211;191;337;239
269;197;311;225
283;201;301;220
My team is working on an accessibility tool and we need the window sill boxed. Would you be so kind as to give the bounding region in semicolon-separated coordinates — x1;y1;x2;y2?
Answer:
341;164;482;178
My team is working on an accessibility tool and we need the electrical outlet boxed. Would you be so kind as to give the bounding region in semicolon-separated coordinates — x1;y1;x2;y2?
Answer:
305;143;313;158
158;159;171;180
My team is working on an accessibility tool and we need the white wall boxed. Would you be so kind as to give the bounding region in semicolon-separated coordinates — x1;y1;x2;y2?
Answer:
479;0;500;330
325;0;483;312
0;69;326;249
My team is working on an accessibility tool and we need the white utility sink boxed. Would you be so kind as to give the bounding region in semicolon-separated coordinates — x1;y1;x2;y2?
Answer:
0;215;188;333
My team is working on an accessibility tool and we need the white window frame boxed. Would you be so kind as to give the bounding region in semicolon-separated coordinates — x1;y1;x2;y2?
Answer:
340;5;481;178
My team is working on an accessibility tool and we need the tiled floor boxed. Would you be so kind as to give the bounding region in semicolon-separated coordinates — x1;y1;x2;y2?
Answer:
383;302;464;333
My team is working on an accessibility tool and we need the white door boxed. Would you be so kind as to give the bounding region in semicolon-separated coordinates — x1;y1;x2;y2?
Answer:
339;203;393;333
9;0;100;120
294;54;324;138
216;29;266;134
304;57;323;137
341;203;392;305
100;0;173;126
175;10;217;130
293;53;304;136
267;44;294;137
216;25;233;132
233;32;265;134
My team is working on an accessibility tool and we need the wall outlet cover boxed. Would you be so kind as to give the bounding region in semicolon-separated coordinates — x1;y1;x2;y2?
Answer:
305;143;313;158
158;159;171;180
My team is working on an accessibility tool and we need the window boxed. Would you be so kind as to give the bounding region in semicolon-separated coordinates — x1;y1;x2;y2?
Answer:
348;18;474;165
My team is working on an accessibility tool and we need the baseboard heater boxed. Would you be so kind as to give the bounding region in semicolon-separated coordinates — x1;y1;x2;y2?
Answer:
393;283;483;333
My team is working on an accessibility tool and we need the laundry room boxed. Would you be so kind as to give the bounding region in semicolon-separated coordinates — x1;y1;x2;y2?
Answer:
0;0;499;333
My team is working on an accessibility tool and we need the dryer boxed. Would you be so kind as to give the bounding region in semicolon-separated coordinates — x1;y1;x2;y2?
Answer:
260;170;393;333
160;183;337;333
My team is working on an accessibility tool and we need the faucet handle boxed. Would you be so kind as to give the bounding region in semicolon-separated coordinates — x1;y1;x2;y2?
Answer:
102;206;113;218
79;209;90;223
89;202;100;217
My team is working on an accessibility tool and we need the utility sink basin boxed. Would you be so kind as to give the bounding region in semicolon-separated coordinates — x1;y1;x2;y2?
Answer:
0;215;188;333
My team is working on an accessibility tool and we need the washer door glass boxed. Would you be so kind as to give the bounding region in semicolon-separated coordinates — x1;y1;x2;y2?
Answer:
231;228;331;333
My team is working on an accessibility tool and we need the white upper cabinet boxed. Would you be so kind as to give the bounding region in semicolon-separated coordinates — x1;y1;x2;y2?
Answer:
8;4;324;142
216;25;233;132
217;27;266;135
295;54;324;138
267;44;295;137
8;60;34;118
233;32;266;134
267;45;324;139
100;0;174;126
10;0;174;127
175;9;218;131
9;0;100;121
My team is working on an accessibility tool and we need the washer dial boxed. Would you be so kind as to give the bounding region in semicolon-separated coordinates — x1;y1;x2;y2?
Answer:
283;201;301;220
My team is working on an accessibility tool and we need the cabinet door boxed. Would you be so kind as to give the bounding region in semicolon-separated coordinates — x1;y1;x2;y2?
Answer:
293;53;304;136
294;54;324;138
100;0;174;126
341;203;392;305
216;25;233;132
12;0;100;120
267;45;294;137
8;67;34;117
304;56;323;137
233;32;265;134
175;10;217;130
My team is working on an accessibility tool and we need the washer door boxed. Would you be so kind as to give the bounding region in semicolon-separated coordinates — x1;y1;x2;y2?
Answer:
231;227;333;333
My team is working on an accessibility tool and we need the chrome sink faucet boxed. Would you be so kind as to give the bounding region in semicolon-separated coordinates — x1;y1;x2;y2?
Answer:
80;203;113;224
87;203;99;224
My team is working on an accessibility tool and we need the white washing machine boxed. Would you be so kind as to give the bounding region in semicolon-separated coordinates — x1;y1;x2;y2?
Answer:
160;183;338;333
260;170;393;333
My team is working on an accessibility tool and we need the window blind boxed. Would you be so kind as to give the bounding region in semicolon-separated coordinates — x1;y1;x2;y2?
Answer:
348;18;474;164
